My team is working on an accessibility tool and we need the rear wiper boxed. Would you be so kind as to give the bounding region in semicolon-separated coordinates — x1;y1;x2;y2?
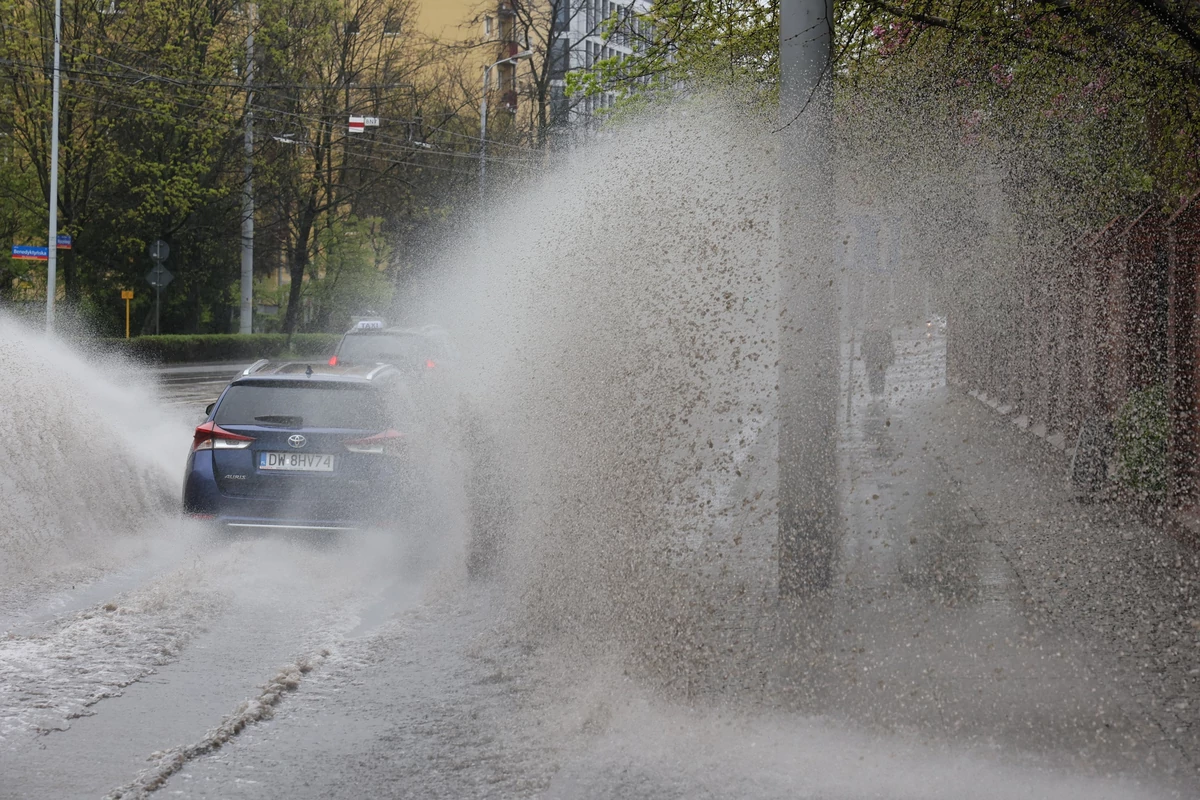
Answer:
254;415;303;426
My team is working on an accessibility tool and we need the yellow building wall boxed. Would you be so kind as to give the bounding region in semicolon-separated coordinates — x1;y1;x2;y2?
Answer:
410;1;539;143
414;1;483;44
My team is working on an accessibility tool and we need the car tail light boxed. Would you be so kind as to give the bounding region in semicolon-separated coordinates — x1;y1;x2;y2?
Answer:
328;355;338;366
344;429;404;455
425;359;436;370
193;421;255;451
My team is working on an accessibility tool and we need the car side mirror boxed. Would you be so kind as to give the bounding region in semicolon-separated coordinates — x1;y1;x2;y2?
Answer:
205;402;215;416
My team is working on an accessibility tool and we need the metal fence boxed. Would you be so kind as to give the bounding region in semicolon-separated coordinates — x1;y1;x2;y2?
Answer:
946;190;1200;513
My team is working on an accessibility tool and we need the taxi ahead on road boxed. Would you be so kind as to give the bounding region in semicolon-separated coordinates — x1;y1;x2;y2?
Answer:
328;320;459;375
182;360;419;531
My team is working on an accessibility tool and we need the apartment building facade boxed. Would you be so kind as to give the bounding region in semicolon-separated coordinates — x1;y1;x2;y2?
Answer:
548;0;652;136
416;1;651;142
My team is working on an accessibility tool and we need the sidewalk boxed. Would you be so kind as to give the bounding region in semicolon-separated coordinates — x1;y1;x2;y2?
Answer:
799;326;1200;792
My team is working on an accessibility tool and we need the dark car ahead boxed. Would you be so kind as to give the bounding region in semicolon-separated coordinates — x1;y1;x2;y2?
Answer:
329;322;458;375
182;361;420;531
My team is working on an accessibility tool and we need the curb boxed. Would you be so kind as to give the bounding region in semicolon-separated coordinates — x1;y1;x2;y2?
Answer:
951;379;1075;460
155;361;252;377
949;381;1200;551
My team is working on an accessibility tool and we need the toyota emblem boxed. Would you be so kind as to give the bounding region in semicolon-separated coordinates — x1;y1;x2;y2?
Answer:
288;434;307;449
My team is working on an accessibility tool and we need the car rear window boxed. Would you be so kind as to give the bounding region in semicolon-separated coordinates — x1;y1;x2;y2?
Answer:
337;332;426;367
214;383;395;429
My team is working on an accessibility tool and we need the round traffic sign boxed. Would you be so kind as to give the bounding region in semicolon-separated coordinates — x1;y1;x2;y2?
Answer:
148;239;170;262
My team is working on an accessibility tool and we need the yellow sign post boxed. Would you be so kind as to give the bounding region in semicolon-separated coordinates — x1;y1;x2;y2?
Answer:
120;289;134;339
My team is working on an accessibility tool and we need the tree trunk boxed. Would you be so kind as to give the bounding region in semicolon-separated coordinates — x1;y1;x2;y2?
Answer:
283;234;310;336
62;247;79;304
283;195;318;336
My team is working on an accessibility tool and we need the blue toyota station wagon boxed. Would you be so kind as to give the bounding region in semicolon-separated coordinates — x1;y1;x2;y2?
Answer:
182;361;419;531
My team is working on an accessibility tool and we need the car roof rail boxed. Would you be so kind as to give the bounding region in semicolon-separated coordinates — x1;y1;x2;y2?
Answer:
365;363;398;380
241;358;271;376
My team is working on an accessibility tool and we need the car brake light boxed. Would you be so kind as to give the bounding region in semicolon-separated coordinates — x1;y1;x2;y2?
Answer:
344;429;404;455
328;355;338;366
425;359;436;369
193;421;255;451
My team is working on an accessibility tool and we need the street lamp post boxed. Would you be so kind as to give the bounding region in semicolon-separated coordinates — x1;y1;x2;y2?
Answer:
239;2;256;335
479;50;533;200
45;0;62;333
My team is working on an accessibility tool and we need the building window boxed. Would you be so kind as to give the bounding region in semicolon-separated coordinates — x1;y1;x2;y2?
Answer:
384;15;402;36
550;37;570;80
344;20;360;35
483;15;493;36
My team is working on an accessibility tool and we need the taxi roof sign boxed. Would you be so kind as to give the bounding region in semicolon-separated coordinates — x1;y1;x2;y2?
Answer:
354;319;384;329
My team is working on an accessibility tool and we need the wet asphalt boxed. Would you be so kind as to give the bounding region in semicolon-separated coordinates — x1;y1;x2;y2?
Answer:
159;334;1199;798
1;338;1197;799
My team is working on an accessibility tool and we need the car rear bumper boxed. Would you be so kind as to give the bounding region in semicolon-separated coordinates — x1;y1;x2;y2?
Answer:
184;502;392;532
220;519;363;532
183;452;402;531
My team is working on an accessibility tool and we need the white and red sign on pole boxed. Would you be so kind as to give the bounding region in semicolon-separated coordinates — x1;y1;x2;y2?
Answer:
348;116;365;133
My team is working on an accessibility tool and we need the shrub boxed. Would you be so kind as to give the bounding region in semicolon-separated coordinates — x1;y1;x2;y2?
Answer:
94;333;341;364
1112;383;1169;499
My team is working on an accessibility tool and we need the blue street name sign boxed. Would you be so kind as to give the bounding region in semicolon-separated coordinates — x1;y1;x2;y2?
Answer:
12;236;71;259
12;245;48;260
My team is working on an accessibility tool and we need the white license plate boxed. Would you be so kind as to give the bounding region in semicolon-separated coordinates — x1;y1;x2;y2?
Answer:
259;452;335;472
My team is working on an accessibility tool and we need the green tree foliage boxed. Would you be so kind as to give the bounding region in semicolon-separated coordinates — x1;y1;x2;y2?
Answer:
0;0;484;334
306;214;392;330
0;130;45;299
840;1;1200;220
568;0;781;110
1;0;247;328
576;1;1198;222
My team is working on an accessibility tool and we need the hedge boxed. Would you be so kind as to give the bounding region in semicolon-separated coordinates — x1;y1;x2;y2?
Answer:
1113;383;1169;499
92;333;341;364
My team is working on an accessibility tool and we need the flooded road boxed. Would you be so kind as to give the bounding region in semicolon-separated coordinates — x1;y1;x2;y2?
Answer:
2;335;1195;798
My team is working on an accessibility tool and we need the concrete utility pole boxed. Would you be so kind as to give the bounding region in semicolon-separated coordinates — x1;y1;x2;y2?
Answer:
45;0;62;333
239;3;256;334
778;0;836;595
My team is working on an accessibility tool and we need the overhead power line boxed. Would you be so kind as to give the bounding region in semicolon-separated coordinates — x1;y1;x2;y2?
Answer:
0;20;536;153
40;80;538;174
4;60;540;166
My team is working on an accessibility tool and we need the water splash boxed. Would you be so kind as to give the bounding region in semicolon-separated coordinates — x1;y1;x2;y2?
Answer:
402;101;786;678
0;315;188;579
